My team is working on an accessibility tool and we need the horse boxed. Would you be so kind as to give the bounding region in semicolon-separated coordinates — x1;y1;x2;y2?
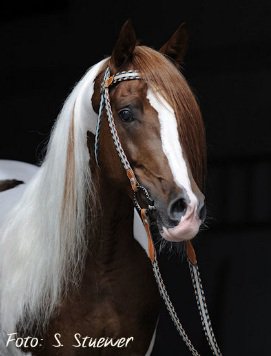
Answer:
0;20;218;356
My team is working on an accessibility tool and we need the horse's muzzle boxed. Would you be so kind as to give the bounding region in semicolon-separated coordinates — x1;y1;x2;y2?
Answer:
162;206;201;241
156;193;205;242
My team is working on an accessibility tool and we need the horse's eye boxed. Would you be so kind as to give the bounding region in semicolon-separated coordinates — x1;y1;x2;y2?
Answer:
118;108;134;122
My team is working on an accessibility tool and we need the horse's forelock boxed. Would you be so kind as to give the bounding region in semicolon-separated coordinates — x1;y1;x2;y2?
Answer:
131;46;206;190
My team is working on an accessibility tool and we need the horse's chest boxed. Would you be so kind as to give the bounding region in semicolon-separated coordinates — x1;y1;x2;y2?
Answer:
56;292;125;337
32;245;160;355
50;272;130;336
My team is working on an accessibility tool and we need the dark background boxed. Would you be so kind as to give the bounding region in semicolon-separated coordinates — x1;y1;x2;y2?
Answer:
1;1;270;355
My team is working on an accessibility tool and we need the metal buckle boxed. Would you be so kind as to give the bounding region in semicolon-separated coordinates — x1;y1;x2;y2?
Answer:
133;185;155;212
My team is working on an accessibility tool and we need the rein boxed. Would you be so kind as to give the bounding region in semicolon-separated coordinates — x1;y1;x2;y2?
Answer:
94;66;222;356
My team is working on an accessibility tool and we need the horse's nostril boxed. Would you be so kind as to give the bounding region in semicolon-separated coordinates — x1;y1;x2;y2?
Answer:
169;197;187;222
199;204;206;221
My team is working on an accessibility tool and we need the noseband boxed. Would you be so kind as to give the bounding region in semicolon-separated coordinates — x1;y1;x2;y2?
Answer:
94;66;222;356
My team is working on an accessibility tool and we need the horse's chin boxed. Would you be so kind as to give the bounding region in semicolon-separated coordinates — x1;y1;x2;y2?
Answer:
159;213;201;242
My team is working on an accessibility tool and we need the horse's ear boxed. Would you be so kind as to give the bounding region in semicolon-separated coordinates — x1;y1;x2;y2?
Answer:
110;20;137;69
159;23;189;65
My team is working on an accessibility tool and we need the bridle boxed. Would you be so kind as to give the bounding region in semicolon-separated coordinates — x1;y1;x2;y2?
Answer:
94;66;222;356
95;67;157;260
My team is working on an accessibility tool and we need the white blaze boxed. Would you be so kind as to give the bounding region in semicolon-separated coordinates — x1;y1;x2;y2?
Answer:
146;89;198;208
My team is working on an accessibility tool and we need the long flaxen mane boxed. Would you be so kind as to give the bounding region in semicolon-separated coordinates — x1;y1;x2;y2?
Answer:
0;59;106;336
0;46;205;338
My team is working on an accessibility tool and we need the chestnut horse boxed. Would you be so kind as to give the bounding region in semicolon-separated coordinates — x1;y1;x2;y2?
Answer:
0;21;218;356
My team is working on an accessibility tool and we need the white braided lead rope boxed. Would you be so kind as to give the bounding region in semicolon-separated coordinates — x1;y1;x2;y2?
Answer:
188;262;222;356
152;258;200;356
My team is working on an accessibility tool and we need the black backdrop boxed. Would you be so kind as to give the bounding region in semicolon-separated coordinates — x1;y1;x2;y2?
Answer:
1;1;271;355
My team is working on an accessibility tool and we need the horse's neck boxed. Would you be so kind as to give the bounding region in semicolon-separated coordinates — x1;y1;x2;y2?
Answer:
88;175;135;266
38;171;160;354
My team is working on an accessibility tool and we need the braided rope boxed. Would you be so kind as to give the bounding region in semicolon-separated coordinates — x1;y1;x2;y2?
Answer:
112;70;141;85
152;259;200;356
103;87;132;170
95;68;135;168
94;68;110;165
94;90;104;165
188;262;222;356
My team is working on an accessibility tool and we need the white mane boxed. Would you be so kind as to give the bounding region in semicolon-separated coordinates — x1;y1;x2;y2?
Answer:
0;59;107;338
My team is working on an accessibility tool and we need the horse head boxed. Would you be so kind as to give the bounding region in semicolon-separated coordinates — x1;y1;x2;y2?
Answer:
91;20;206;243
